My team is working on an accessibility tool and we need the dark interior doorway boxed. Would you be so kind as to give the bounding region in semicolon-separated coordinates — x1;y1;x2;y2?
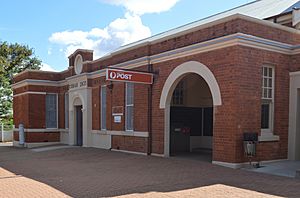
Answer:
76;105;83;146
169;74;213;161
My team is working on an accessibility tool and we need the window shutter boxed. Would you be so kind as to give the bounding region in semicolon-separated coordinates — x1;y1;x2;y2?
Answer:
46;94;57;128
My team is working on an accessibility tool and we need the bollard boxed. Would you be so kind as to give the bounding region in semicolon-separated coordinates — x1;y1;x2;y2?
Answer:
1;123;3;142
19;124;25;145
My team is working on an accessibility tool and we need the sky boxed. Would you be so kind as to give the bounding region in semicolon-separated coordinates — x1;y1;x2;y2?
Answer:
0;0;253;72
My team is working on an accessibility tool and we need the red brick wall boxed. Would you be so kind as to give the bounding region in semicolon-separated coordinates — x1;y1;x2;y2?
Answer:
14;17;300;85
28;94;46;128
134;83;149;132
13;85;68;142
112;136;148;153
147;45;291;162
234;46;290;162
92;86;101;130
13;95;29;127
12;16;298;162
111;82;125;131
14;132;59;142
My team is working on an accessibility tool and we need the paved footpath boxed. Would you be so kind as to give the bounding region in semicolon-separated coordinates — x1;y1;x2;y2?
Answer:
0;145;300;198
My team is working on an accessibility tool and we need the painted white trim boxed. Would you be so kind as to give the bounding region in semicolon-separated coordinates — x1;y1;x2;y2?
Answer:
74;54;83;75
13;141;61;148
13;91;46;97
12;33;300;90
288;72;300;160
13;128;66;133
160;61;221;157
111;149;147;156
91;130;107;135
261;65;275;134
12;79;67;89
91;130;149;137
212;161;243;169
45;93;59;129
125;82;134;131
258;134;280;142
160;61;222;109
290;71;300;76
102;14;300;58
151;153;164;157
109;130;149;137
64;93;69;129
13;69;60;79
213;158;288;169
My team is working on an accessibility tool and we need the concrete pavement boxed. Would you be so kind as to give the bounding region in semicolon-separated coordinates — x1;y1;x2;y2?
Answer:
0;145;300;197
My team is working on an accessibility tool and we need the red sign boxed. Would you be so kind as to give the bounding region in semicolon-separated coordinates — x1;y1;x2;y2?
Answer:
106;68;153;84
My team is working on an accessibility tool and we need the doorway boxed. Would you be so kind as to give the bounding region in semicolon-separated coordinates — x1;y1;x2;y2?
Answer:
75;105;83;146
169;74;213;161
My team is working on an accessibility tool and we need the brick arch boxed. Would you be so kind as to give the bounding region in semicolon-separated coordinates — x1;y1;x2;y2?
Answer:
159;61;222;157
160;61;222;109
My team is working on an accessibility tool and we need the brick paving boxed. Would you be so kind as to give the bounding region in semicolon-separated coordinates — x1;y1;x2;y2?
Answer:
0;146;300;198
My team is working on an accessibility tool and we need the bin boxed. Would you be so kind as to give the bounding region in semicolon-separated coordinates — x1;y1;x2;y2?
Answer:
243;132;258;157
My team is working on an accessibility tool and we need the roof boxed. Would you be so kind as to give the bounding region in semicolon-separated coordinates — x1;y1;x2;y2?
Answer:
110;0;300;54
284;1;300;13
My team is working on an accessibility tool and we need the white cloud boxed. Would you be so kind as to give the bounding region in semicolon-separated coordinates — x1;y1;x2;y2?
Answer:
102;0;180;15
49;13;151;59
49;0;180;60
40;63;57;72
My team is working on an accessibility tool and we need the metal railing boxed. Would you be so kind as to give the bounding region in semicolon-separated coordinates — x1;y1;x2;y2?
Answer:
0;124;13;142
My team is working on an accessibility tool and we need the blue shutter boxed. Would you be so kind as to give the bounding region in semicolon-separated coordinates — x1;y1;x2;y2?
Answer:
46;94;57;128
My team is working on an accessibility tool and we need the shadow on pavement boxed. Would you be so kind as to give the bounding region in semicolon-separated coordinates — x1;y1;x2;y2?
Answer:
0;146;300;197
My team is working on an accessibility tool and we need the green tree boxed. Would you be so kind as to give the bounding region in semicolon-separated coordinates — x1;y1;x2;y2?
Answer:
0;41;41;127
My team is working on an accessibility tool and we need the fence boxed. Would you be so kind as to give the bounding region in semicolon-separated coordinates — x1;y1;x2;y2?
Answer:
0;124;13;142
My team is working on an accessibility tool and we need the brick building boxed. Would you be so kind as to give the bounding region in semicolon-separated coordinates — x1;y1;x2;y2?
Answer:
12;0;300;168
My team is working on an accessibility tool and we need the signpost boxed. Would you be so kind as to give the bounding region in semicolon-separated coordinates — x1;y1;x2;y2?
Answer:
106;68;153;84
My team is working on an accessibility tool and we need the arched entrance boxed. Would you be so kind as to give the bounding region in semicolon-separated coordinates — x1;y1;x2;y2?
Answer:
73;97;83;146
160;61;222;159
68;94;86;147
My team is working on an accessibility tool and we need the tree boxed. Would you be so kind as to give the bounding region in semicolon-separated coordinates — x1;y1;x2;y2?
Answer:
0;41;41;127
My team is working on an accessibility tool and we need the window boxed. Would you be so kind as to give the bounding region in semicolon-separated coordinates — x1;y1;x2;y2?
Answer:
46;93;58;129
261;66;274;132
172;80;185;105
125;83;134;131
65;93;69;129
101;86;107;130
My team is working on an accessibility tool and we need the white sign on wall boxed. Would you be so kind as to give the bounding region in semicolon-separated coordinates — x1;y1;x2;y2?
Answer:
114;115;122;123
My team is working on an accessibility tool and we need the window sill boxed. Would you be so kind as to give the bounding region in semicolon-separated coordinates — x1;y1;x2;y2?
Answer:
91;130;149;137
258;132;280;142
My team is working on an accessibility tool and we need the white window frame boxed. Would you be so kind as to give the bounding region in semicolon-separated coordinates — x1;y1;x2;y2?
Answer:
261;66;275;134
46;93;58;129
65;92;69;129
171;80;185;106
125;83;134;131
101;86;107;130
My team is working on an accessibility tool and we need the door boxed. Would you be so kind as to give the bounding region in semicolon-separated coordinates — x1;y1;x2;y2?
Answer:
76;105;83;146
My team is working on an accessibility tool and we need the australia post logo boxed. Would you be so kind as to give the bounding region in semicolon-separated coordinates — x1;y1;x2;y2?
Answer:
106;68;153;84
109;71;133;80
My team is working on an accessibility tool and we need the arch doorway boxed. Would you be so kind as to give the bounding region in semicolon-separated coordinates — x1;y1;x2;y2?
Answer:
75;105;83;146
160;61;222;161
170;74;213;160
73;97;83;146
